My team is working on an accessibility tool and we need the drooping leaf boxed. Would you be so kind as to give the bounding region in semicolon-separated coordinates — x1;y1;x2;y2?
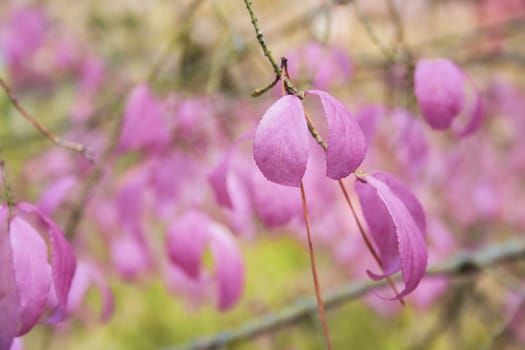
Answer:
253;95;309;187
308;90;366;179
355;174;428;298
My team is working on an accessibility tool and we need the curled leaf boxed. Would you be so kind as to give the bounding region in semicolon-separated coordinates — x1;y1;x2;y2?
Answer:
308;90;366;179
355;173;428;298
17;202;77;318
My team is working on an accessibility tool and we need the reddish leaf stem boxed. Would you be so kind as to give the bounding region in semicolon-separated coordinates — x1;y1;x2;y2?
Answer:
300;181;333;350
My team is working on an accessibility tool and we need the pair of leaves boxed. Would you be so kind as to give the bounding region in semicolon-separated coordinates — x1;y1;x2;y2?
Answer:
253;90;366;187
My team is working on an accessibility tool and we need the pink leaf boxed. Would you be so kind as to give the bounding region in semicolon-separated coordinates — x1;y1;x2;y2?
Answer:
208;149;235;209
115;167;147;230
10;217;52;335
166;211;209;279
38;176;77;215
308;90;366;179
1;8;46;65
372;172;426;234
251;169;302;227
415;59;465;130
365;176;428;299
66;262;90;313
208;223;244;311
355;174;428;299
118;84;170;153
8;338;23;350
17;203;77;316
355;181;401;276
253;95;309;187
110;232;150;281
356;105;385;145
0;209;21;350
67;262;114;322
457;77;484;137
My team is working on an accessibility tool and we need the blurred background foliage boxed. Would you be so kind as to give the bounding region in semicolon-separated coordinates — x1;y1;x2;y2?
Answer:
1;0;525;349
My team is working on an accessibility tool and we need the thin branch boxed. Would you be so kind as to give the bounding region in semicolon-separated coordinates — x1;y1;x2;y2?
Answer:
242;0;280;76
149;6;525;97
242;0;304;98
250;75;279;97
0;14;525;151
304;111;328;149
0;76;93;160
167;238;525;350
